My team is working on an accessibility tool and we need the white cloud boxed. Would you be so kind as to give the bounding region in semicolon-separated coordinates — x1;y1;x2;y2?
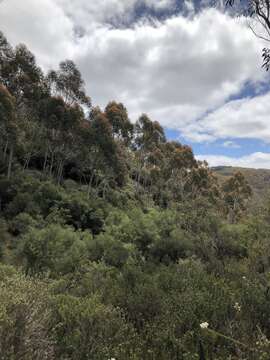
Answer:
0;0;77;68
54;0;176;31
75;9;265;127
0;0;268;152
145;0;176;10
223;141;241;149
187;92;270;143
197;152;270;169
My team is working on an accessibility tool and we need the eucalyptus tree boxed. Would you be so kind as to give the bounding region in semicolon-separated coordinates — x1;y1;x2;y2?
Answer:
47;60;91;108
105;101;134;145
0;85;16;178
225;0;270;68
91;110;128;189
133;114;166;196
0;34;48;176
135;114;166;152
186;162;221;203
222;171;252;223
40;96;85;183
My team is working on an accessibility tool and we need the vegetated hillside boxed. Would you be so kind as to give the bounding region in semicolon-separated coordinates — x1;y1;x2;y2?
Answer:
2;30;270;360
213;166;270;205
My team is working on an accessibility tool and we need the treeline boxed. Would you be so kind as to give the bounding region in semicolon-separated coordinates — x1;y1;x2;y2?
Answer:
0;31;251;221
2;31;270;360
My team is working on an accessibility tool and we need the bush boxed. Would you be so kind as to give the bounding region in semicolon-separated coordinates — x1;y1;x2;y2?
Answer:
56;192;105;234
0;264;54;359
20;224;93;276
9;212;39;236
52;294;138;360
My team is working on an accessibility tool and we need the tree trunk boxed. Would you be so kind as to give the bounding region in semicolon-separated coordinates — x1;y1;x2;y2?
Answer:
57;160;64;185
228;198;238;224
43;147;48;172
49;152;54;177
3;140;8;160
7;144;13;180
87;172;95;197
102;182;107;199
23;153;31;171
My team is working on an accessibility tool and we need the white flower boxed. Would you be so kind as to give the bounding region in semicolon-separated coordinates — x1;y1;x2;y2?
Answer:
242;276;246;280
233;302;241;312
200;322;209;329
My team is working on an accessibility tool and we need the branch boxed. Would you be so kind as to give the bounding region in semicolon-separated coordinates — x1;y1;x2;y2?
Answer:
247;21;270;41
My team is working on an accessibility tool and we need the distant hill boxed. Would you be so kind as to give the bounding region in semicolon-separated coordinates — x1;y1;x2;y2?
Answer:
212;166;270;206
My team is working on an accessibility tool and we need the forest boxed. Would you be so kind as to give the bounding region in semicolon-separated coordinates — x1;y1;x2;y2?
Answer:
1;26;270;360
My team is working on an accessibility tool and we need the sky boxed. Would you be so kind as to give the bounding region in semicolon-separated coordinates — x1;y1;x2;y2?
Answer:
1;0;270;168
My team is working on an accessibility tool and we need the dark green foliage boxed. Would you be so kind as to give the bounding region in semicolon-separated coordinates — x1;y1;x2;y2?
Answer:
0;178;17;210
1;30;269;360
9;212;38;236
55;192;105;233
149;230;193;263
105;101;134;144
47;60;91;108
20;224;93;276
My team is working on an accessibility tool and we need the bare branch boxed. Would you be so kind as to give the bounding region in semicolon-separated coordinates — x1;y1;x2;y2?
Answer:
247;22;270;40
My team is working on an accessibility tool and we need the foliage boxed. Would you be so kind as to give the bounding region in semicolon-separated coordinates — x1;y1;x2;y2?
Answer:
0;264;54;359
20;224;93;276
0;29;269;360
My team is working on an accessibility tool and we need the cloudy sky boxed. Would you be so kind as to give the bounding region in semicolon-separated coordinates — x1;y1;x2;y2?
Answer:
1;0;270;168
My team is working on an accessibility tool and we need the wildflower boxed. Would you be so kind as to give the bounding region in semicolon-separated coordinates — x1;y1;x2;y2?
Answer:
233;302;241;312
242;276;246;280
200;322;209;329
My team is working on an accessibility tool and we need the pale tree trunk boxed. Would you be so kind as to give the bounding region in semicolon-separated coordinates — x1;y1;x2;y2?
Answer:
3;140;8;161
228;208;234;224
228;198;237;224
87;172;95;197
43;147;48;172
57;160;64;185
49;152;54;176
7;144;13;180
23;152;32;171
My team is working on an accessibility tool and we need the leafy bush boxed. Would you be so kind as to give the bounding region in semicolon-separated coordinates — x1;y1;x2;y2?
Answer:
0;264;54;359
20;224;93;276
51;294;138;360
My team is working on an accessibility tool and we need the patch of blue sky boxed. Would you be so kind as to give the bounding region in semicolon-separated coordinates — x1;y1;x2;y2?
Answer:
228;78;270;102
165;128;269;157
